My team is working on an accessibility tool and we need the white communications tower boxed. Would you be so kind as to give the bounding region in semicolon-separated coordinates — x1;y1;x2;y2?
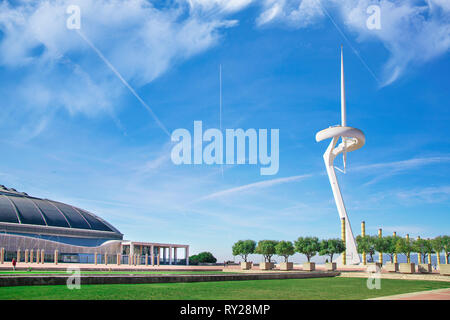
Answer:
315;47;365;265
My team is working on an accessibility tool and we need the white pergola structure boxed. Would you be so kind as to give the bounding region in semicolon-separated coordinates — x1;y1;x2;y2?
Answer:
315;47;365;265
121;241;189;265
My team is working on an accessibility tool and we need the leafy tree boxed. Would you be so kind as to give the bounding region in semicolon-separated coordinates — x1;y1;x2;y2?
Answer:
294;237;319;262
189;251;217;264
319;239;345;263
442;235;450;263
373;236;390;260
395;237;415;263
432;236;445;263
383;236;399;263
275;241;295;262
414;238;434;263
255;240;278;263
356;235;376;262
232;240;256;262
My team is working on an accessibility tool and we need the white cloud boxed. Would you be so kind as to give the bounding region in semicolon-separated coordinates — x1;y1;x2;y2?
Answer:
0;0;449;122
340;0;450;85
256;0;323;27
0;0;238;115
187;0;253;14
255;0;450;85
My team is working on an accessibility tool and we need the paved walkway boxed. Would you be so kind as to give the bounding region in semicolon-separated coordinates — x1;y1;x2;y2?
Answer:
339;271;450;282
370;288;450;300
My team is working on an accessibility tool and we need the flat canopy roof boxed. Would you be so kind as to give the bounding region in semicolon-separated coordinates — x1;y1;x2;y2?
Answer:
121;241;188;248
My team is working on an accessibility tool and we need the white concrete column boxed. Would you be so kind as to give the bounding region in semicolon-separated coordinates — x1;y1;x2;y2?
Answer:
157;247;160;266
104;253;108;265
186;246;189;266
41;250;45;264
54;250;58;265
36;249;40;264
30;249;34;264
94;252;98;265
169;246;173;265
25;249;29;264
163;247;167;263
130;243;134;256
145;253;148;266
174;247;177;265
0;248;4;264
151;245;154;266
17;249;21;263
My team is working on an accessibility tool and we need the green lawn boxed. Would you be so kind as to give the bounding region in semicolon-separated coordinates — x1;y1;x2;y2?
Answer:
0;277;448;300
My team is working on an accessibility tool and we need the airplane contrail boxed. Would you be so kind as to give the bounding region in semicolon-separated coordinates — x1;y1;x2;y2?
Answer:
76;30;171;137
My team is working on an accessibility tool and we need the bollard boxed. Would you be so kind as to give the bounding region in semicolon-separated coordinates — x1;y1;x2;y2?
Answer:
393;232;398;264
378;228;383;265
406;234;410;263
361;221;366;265
341;217;346;265
417;236;422;264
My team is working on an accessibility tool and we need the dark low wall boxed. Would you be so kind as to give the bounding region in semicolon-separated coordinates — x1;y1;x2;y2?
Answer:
0;271;339;287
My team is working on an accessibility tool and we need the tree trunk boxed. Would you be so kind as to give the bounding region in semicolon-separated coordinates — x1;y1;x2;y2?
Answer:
330;254;334;263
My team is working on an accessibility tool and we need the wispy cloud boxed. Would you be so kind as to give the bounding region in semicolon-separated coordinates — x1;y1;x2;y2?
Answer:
194;173;312;202
396;185;450;204
351;156;450;185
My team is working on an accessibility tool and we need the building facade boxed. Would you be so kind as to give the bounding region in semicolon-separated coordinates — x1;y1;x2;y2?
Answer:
0;185;189;265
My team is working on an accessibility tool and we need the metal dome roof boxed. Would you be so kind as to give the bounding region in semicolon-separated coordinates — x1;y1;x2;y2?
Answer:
0;185;122;237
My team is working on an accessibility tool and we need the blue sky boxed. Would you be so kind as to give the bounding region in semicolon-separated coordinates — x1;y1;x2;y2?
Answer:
0;0;449;262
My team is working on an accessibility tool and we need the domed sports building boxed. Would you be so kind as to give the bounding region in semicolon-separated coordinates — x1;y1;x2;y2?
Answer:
0;185;189;265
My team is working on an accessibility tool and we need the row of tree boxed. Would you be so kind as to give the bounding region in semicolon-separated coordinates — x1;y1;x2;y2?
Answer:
232;235;450;264
356;235;450;263
232;238;345;263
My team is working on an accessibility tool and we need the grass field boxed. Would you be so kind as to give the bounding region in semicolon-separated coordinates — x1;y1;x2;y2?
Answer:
0;277;448;300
